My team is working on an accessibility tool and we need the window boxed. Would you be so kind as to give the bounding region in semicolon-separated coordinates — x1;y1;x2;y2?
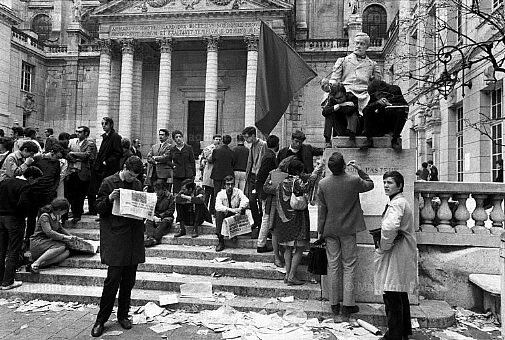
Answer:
21;62;34;93
491;88;503;180
362;5;387;40
456;106;464;181
31;14;52;42
457;5;463;39
493;0;503;10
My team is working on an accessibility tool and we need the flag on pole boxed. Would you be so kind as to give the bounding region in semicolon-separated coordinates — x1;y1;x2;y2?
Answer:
255;21;317;135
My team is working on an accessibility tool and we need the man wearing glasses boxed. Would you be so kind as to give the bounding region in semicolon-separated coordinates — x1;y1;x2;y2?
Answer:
67;126;97;223
88;117;122;215
214;175;249;252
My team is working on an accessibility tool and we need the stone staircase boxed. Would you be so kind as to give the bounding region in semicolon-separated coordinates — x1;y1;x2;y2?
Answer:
0;215;455;328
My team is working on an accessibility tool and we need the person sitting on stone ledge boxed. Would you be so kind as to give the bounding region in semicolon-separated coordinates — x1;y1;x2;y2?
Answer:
321;80;360;148
174;178;212;238
214;175;249;252
28;198;79;274
362;79;409;150
144;182;175;247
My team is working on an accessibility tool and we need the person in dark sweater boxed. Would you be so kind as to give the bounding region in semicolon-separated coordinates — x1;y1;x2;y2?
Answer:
25;143;65;248
0;166;42;290
144;182;175;247
232;135;249;192
277;130;323;174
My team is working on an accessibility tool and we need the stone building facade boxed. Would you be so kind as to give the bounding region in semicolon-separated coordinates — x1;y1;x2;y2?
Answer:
0;0;401;155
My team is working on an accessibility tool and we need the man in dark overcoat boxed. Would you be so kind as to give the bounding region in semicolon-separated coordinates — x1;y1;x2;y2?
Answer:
91;156;144;337
88;117;122;215
210;134;235;210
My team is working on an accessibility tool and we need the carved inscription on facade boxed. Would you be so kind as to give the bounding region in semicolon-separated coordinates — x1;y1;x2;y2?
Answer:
109;22;260;39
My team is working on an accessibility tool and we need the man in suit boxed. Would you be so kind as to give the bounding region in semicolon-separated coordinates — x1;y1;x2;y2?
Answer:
277;130;323;174
130;139;142;158
255;135;279;253
210;134;235;210
89;117;122;214
146;129;172;192
67;126;97;223
317;152;374;319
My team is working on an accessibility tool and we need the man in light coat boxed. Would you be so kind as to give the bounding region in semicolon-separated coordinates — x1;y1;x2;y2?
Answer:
317;152;374;318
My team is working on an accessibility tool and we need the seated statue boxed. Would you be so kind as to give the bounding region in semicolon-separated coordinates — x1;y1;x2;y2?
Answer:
321;81;360;147
362;79;409;150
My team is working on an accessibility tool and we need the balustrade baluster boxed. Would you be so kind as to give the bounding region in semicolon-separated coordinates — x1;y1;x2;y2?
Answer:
453;194;471;233
436;194;454;232
471;194;490;234
489;194;505;235
420;193;437;232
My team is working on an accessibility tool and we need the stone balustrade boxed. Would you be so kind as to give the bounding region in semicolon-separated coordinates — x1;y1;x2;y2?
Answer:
295;38;349;51
415;181;505;236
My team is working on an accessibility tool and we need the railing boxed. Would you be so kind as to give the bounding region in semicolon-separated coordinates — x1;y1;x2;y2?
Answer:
11;27;45;52
295;38;349;51
415;181;505;235
79;43;100;52
46;45;68;53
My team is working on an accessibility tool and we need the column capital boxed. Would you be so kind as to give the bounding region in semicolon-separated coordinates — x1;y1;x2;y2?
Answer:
204;36;220;52
157;37;174;53
244;35;259;51
98;39;112;55
120;39;135;55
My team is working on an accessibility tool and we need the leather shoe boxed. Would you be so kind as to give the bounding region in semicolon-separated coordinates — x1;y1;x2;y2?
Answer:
256;246;273;253
342;305;360;316
215;239;225;252
118;318;132;330
331;303;341;315
91;322;104;337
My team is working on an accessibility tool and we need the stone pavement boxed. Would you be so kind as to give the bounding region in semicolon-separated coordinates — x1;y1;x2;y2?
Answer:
0;299;500;340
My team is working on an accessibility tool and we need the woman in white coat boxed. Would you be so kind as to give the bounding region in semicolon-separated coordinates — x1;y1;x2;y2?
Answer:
374;171;417;340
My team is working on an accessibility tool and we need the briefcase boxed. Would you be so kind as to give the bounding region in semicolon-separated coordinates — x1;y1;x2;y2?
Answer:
307;245;327;275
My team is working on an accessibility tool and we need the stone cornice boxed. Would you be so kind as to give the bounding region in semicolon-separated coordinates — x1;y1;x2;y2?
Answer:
92;8;291;22
0;5;22;26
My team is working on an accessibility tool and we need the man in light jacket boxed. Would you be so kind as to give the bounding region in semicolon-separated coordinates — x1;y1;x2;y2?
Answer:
317;152;374;319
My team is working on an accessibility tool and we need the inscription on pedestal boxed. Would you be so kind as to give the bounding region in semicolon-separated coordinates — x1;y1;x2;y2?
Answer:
109;21;260;39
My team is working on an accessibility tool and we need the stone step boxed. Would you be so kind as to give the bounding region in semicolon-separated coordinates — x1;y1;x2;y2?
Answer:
0;282;455;328
71;229;283;249
142;244;279;263
68;217;320;238
59;254;309;281
16;267;321;300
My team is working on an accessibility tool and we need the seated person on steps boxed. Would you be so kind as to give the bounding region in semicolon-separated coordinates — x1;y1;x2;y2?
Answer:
214;175;249;252
174;179;211;238
321;80;360;148
362;79;409;150
144;182;175;247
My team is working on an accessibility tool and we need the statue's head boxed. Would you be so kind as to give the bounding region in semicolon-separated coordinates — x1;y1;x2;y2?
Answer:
354;32;370;56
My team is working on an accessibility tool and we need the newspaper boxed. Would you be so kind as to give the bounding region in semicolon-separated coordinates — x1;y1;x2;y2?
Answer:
112;189;157;221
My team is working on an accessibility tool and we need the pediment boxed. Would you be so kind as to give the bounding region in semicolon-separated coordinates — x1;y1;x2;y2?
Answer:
93;0;292;17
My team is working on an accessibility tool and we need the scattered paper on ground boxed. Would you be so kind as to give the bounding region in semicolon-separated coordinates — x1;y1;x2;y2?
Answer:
103;330;123;336
144;302;165;318
150;323;181;333
278;296;294;303
159;294;179;306
180;282;213;299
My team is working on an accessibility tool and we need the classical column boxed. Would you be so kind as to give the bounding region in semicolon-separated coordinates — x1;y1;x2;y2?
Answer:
96;39;112;125
156;38;173;133
118;39;135;139
132;46;143;140
244;35;258;128
203;36;219;142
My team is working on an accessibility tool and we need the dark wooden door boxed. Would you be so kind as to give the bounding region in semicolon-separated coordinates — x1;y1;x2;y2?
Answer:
187;100;205;157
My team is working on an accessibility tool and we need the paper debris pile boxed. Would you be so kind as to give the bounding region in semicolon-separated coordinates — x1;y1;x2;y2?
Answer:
454;307;501;333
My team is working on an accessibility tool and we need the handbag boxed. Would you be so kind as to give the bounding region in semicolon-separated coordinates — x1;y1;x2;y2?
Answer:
307;245;327;275
290;179;308;210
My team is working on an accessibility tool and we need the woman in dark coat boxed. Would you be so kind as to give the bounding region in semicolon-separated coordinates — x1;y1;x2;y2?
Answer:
91;156;145;337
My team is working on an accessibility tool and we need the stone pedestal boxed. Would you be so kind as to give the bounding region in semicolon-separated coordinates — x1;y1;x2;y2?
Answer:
323;143;418;304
